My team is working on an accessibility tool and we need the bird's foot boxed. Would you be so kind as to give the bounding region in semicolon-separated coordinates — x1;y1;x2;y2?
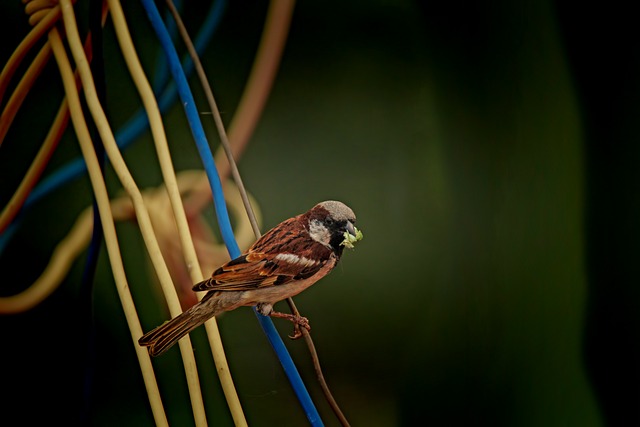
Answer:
269;311;310;339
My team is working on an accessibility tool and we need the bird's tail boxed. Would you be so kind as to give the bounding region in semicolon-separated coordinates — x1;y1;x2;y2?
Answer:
138;291;236;357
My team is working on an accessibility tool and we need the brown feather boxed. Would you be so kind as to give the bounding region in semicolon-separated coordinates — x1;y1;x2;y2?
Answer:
192;215;332;293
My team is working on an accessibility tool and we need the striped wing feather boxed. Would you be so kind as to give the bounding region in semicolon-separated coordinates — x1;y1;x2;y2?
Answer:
192;217;332;292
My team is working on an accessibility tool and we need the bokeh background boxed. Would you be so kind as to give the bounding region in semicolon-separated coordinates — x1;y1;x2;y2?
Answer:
1;0;639;425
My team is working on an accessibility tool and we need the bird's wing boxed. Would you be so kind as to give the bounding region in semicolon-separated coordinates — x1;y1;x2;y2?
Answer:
193;217;333;292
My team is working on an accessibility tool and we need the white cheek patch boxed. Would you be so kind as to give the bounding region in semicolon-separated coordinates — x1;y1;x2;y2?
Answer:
309;219;331;246
275;253;318;267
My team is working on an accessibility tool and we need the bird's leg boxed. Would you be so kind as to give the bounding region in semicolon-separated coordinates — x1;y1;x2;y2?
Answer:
268;311;310;339
256;303;310;339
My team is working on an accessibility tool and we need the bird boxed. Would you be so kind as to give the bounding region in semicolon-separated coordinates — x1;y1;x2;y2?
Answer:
138;200;362;357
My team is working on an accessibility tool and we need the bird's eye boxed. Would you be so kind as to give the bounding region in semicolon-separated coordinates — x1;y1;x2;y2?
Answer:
325;218;334;226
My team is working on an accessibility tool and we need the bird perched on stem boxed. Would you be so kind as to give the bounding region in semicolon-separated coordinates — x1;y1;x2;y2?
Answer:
139;200;363;357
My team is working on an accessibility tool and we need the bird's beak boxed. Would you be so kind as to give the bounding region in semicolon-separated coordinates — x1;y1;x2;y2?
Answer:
346;220;356;237
340;220;363;249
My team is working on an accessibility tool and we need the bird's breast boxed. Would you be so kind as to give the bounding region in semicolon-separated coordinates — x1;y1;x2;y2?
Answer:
241;256;337;306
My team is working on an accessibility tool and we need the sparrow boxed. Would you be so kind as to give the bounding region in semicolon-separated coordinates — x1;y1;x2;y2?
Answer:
138;200;362;357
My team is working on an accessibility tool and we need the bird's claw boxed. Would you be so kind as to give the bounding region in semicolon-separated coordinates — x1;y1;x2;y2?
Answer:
289;315;310;339
268;311;311;339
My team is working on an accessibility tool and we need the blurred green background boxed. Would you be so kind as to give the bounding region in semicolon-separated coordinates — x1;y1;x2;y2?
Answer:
2;0;639;425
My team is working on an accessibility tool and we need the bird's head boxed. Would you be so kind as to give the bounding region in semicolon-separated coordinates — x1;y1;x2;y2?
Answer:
305;200;362;256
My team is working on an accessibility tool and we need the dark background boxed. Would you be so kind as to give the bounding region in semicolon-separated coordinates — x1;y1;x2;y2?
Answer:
1;0;638;425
